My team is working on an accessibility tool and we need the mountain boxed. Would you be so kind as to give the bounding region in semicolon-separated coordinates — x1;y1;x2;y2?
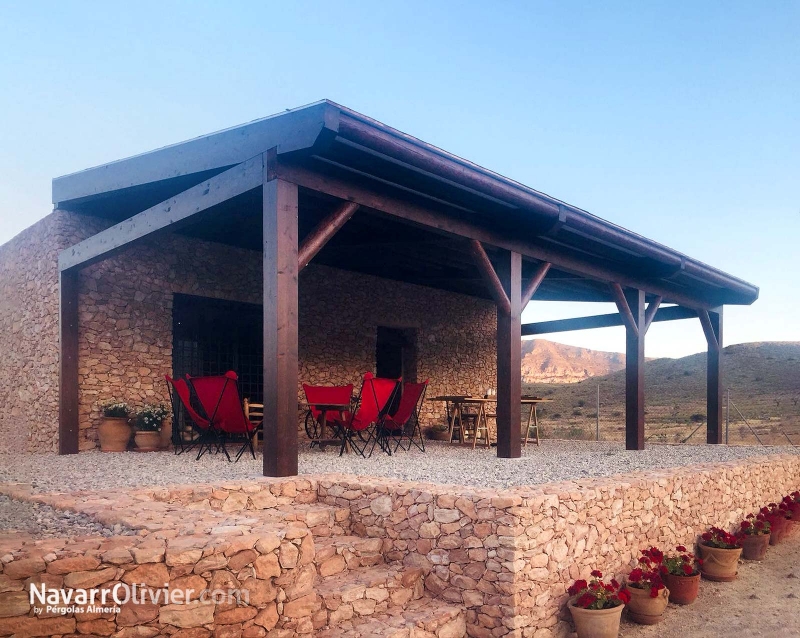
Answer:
520;339;626;384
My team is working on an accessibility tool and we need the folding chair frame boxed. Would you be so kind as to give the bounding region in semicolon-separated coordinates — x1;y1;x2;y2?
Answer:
391;382;428;453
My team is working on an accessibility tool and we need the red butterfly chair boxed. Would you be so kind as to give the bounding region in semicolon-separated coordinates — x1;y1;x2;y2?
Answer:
187;371;260;462
329;373;400;457
383;380;429;453
165;375;216;459
301;383;354;445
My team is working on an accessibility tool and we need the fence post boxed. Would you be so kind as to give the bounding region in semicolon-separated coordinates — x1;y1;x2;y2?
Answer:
725;388;730;444
596;384;600;441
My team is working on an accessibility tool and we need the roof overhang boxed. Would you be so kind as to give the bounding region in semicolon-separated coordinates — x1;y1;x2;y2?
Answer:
52;100;759;308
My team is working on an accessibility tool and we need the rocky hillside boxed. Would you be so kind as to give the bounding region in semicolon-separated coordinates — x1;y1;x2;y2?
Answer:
523;341;800;444
521;339;625;383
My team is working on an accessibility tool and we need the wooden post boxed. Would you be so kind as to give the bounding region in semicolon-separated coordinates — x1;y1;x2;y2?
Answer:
58;269;79;454
495;250;522;458
624;288;645;450
263;166;300;477
705;308;723;444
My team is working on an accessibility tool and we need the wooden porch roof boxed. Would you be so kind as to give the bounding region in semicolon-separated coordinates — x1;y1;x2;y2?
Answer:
53;100;758;309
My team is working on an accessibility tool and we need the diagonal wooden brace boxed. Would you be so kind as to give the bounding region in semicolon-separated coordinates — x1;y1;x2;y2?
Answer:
469;240;511;315
610;283;639;337
298;201;359;270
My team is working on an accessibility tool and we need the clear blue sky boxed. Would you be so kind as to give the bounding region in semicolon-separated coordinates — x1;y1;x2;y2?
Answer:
1;2;797;358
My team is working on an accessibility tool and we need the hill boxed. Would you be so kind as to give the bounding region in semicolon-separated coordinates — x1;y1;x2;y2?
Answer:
523;341;800;445
520;339;625;383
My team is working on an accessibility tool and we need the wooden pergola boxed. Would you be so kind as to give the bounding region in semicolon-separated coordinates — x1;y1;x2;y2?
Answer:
54;101;758;475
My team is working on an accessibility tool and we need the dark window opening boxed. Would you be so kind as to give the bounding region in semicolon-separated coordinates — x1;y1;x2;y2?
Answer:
172;294;263;404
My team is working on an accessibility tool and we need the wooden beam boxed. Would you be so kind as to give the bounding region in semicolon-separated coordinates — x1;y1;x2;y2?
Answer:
276;160;716;310
496;251;522;459
298;201;359;270
262;172;300;477
611;283;639;337
643;296;663;333
698;310;720;351
58;270;79;455
521;262;551;307
468;240;511;315
522;305;697;336
624;288;646;450
53;101;335;204
59;157;264;272
706;309;723;444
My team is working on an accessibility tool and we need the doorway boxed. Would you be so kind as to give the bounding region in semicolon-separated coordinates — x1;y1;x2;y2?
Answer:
375;327;417;381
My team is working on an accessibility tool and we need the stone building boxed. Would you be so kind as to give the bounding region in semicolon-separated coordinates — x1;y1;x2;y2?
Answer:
0;209;496;453
0;101;757;467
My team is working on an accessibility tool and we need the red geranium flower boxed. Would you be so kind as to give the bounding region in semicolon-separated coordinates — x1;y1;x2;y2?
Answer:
618;588;631;605
628;568;643;582
682;563;693;575
676;545;687;552
591;569;603;578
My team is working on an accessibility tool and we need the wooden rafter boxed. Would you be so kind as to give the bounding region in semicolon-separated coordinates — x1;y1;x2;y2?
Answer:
610;283;639;336
298;201;359;270
58;157;264;272
275;159;717;310
468;240;511;315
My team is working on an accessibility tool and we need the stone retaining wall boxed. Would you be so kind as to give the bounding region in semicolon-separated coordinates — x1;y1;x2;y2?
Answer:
2;454;798;637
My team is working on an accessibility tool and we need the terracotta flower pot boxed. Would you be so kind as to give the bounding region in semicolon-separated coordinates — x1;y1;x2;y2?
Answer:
769;517;786;545
740;533;770;560
784;519;799;539
663;572;700;605
98;417;132;452
568;599;624;638
789;502;800;518
134;430;161;452
625;585;669;624
698;543;742;581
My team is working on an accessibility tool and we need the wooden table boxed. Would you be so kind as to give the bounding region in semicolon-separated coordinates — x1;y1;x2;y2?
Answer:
305;402;350;450
429;396;551;447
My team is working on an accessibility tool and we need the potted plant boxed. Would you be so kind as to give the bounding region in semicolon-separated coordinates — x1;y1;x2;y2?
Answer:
625;547;669;624
567;570;630;638
698;527;742;581
780;498;798;538
98;401;132;452
762;503;787;545
785;492;800;518
736;513;771;560
134;404;168;452
661;544;702;605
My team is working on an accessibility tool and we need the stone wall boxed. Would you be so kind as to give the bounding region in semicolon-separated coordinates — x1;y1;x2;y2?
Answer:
0;209;496;452
0;211;97;452
315;454;800;637
1;454;799;636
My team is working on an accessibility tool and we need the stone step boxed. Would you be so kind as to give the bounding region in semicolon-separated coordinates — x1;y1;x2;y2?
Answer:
314;535;385;576
271;503;351;536
314;564;425;628
315;596;466;638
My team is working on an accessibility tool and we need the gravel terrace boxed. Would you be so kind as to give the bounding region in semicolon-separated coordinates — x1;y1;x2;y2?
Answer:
0;440;796;493
0;494;136;539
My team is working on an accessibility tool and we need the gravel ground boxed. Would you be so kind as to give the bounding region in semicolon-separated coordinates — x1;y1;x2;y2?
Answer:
0;494;135;538
620;533;800;638
0;440;796;492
